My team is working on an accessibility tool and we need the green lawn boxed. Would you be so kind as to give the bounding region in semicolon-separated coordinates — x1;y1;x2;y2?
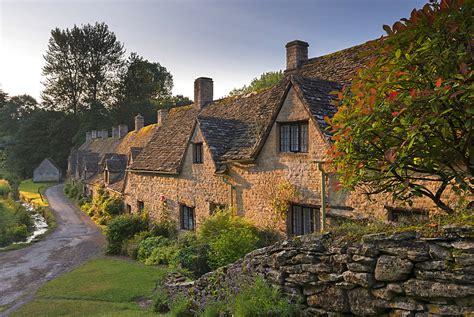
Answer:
12;257;169;317
18;179;55;207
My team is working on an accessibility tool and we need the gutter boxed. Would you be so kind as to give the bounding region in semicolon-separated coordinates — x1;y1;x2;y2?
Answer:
126;168;178;176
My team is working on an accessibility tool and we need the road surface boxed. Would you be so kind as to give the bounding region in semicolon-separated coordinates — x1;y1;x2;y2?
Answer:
0;184;105;316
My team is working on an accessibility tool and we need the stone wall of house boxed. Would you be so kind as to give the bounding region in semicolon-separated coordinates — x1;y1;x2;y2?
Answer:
123;86;466;235
165;225;474;316
33;159;61;183
123;127;230;228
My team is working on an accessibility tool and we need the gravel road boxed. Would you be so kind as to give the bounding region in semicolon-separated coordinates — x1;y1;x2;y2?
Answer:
0;184;105;316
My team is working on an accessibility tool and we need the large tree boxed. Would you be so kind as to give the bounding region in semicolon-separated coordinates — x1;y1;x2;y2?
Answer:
42;22;125;114
118;53;173;101
328;0;472;214
228;71;283;96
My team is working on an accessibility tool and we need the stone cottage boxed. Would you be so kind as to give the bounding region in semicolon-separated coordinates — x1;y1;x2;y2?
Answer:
68;40;462;236
33;158;61;182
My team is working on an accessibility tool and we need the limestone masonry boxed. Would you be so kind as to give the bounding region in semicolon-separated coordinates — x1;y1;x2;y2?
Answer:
165;226;474;316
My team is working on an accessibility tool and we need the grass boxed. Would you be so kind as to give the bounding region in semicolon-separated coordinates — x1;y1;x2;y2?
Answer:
11;257;170;317
18;179;56;207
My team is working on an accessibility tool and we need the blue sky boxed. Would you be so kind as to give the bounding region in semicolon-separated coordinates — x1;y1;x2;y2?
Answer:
0;0;427;101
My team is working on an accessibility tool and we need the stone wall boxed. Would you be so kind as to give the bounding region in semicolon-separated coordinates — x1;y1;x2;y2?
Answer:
165;225;474;316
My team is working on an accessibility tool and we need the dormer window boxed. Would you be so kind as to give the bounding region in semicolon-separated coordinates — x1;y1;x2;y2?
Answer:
279;121;308;153
193;142;203;164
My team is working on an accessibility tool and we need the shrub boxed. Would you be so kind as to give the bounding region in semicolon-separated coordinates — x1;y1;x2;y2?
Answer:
199;210;261;270
233;277;298;317
145;242;178;266
122;231;151;259
153;289;170;313
137;236;170;262
106;214;148;254
208;226;259;270
169;233;210;278
168;296;193;317
150;220;178;239
199;300;228;317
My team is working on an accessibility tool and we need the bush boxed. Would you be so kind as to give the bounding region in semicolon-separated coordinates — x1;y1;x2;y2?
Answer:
64;181;82;200
208;225;259;270
199;210;261;270
144;241;178;266
80;188;124;225
153;289;170;313
106;214;148;254
137;236;170;262
122;231;151;259
170;233;210;278
168;296;193;317
233;277;298;317
150;220;178;239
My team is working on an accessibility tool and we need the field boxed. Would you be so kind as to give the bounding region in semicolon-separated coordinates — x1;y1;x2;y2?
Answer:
11;257;169;317
18;179;55;207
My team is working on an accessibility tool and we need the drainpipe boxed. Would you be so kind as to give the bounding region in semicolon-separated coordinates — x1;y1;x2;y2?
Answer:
314;160;327;232
221;176;235;212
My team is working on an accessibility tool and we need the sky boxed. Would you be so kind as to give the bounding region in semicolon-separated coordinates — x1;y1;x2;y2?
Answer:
0;0;427;102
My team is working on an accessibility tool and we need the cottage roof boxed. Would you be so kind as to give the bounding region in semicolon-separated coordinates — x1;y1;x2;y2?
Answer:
130;106;198;173
106;155;127;173
126;41;373;172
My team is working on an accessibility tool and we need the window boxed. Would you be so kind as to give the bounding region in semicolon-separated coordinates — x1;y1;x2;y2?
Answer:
126;204;132;213
288;204;319;236
386;207;428;223
193;143;203;164
180;204;195;230
279;122;308;153
137;200;145;212
209;202;226;215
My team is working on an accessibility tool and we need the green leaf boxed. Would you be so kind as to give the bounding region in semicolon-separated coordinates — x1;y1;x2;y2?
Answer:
395;49;401;59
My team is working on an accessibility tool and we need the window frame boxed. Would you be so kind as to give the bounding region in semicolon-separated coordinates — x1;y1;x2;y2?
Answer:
287;203;320;236
137;200;145;212
279;121;309;153
193;142;204;164
180;204;195;230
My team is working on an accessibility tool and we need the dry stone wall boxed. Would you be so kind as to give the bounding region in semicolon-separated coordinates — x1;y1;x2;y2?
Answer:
166;225;474;316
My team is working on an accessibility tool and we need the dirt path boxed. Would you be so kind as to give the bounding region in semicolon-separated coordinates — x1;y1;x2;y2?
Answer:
0;184;105;316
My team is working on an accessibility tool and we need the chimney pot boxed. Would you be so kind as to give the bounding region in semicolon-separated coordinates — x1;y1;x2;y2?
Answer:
135;114;144;132
118;124;128;138
86;131;92;142
101;130;108;138
157;109;168;126
194;77;213;109
91;130;98;139
285;40;309;71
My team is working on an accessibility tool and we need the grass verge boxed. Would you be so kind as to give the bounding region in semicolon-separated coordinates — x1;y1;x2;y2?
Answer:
11;256;169;317
19;179;57;230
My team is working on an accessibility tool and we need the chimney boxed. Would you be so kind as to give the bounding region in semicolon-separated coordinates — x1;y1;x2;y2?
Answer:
91;130;98;139
101;130;108;138
285;40;309;71
135;114;144;132
157;109;168;126
112;126;119;138
194;77;213;109
118;124;128;138
86;131;92;142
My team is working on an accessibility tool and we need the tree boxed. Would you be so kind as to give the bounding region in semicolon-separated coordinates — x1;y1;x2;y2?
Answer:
5;110;77;177
118;53;173;102
0;95;38;137
228;71;283;96
328;0;472;214
42;22;125;114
